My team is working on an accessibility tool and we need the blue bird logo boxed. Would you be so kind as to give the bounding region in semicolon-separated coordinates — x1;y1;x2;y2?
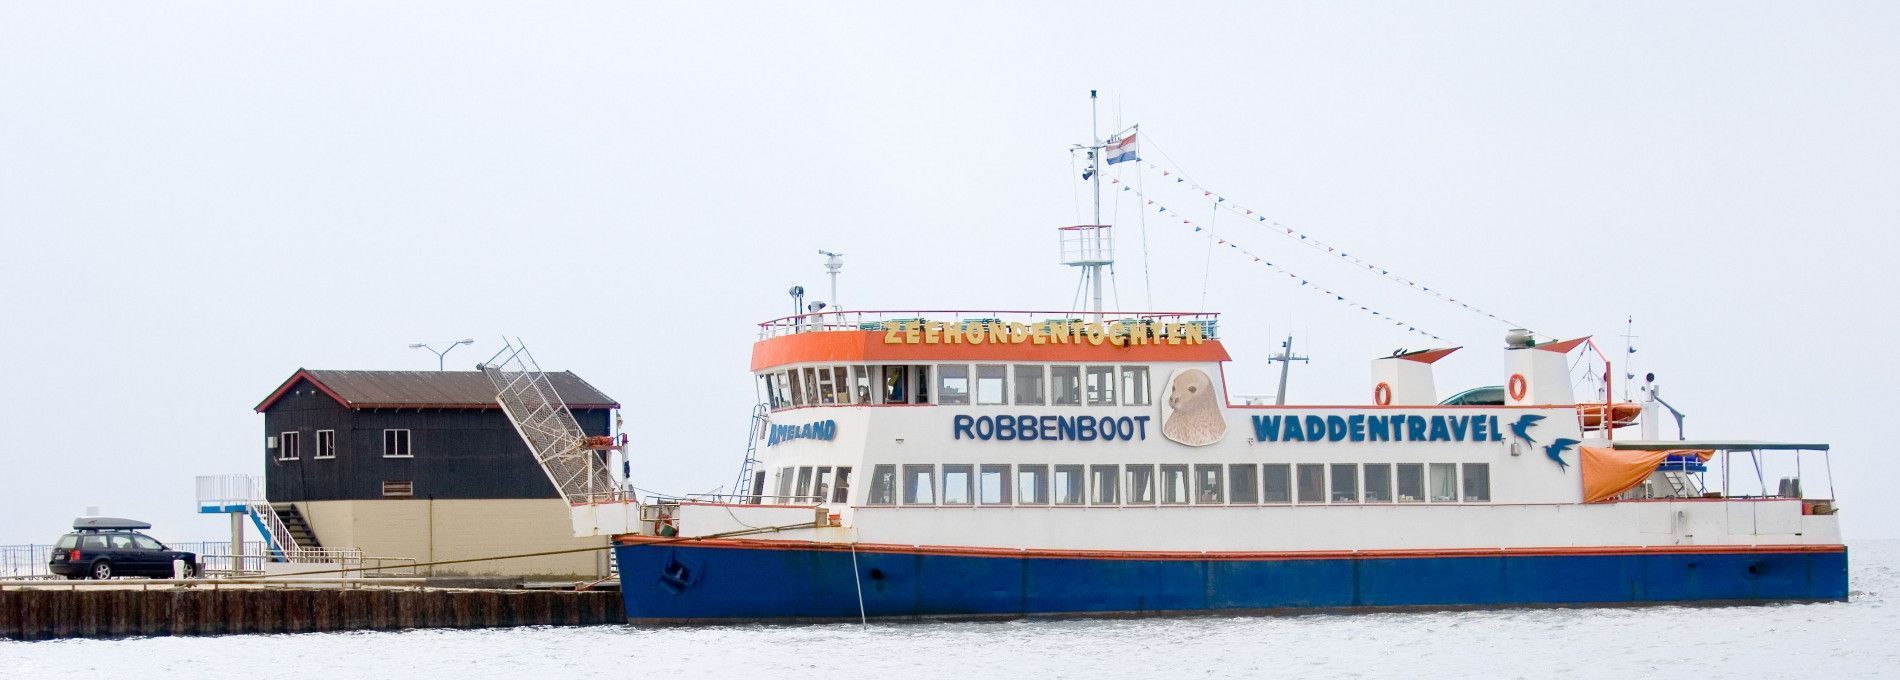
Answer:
1545;438;1580;471
1508;414;1546;446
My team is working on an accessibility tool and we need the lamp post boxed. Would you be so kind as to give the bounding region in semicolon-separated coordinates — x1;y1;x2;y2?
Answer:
409;339;475;370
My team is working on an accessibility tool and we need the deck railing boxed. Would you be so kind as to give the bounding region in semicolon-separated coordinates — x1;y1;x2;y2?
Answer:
757;309;1220;340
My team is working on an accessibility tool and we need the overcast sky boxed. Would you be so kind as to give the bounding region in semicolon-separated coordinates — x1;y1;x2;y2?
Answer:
2;2;1895;544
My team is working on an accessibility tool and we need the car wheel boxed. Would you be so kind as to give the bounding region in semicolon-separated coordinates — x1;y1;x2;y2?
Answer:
179;562;196;579
90;560;113;580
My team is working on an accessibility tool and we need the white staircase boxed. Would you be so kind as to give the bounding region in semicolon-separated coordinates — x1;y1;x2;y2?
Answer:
480;339;621;505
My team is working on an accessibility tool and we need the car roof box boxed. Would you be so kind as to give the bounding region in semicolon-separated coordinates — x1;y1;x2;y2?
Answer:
72;516;152;531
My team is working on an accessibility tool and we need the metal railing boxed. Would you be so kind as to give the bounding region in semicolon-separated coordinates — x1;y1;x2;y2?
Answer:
3;541;271;579
756;309;1221;339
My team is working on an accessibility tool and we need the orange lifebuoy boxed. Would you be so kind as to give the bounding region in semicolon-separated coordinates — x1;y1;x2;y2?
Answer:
1373;382;1392;406
1508;373;1528;402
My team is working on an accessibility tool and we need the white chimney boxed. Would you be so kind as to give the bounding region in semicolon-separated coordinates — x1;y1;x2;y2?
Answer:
1505;335;1590;405
1370;347;1459;405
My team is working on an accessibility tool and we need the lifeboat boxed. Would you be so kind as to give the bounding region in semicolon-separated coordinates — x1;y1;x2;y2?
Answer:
1577;402;1642;430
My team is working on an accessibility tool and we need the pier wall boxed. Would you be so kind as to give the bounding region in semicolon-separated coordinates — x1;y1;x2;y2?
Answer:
0;587;621;640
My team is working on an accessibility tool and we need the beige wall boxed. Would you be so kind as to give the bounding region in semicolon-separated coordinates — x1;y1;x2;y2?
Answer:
299;499;607;578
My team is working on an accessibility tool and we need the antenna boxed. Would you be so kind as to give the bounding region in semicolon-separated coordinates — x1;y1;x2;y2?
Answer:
1620;316;1638;401
1268;335;1310;405
1063;90;1115;317
818;250;844;311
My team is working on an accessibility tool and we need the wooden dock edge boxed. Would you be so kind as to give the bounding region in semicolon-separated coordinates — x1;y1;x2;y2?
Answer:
0;588;623;640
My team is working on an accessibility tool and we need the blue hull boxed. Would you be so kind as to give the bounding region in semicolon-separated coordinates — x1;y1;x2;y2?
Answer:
614;542;1848;622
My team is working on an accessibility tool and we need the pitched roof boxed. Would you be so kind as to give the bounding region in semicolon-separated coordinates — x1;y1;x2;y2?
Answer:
255;369;618;412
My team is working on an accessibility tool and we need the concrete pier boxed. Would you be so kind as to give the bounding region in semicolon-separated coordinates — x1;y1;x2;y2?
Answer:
0;585;621;640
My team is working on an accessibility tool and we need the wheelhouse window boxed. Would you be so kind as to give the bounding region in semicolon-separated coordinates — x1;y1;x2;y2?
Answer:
1053;464;1085;505
1121;367;1151;406
813;467;833;503
1125;464;1157;505
1195;464;1224;504
979;464;1011;505
903;464;936;505
1089;465;1120;505
851;366;873;404
814;367;838;405
795;466;815;501
868;465;896;505
1364;463;1393;503
1262;464;1291;503
314;430;335;459
802;367;821;405
937;364;970;405
1296;464;1326;504
1051;366;1082;405
1429;463;1459;502
832;467;853;503
1159;464;1190;505
975;365;1007;405
882;366;907;403
942;464;974;505
1013;365;1046;405
789;370;806;406
1085;365;1116;406
1018;464;1049;505
1331;463;1359;503
1228;463;1259;504
1462;463;1491;502
278;431;301;461
382;429;411;458
1396;464;1425;503
750;471;767;504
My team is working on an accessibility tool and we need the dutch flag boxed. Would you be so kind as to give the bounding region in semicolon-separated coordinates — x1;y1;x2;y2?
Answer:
1105;131;1139;165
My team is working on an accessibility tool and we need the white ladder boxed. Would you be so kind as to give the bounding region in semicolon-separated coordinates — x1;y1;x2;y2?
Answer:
480;339;619;504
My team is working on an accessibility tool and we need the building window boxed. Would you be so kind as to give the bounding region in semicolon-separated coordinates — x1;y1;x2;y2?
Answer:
979;464;1011;505
903;464;936;505
1089;465;1120;505
382;429;412;458
314;430;336;460
942;464;974;505
1463;463;1491;502
1228;464;1259;504
1125;464;1157;505
1051;366;1082;405
832;467;853;503
1084;366;1117;406
1364;463;1393;503
1195;464;1224;504
867;465;896;505
382;481;413;497
1053;464;1085;505
794;467;815;501
1013;365;1046;405
938;364;970;405
1296;464;1326;504
975;365;1007;405
278;431;301;461
1396;463;1425;503
1122;367;1151;406
813;467;833;503
1017;465;1049;505
1159;464;1190;505
1429;463;1459;502
1331;463;1359;503
1262;464;1292;503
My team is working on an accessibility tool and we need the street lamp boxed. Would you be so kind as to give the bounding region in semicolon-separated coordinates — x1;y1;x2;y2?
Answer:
409;338;475;370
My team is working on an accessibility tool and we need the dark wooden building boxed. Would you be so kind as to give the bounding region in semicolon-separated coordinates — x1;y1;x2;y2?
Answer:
252;369;619;577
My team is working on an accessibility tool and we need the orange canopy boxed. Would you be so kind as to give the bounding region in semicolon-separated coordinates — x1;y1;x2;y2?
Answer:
1580;447;1714;503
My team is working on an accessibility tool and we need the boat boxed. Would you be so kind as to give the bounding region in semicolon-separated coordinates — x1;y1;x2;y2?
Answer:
481;95;1847;623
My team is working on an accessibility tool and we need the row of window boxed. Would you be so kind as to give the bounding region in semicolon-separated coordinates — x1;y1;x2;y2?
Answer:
859;462;1492;507
763;364;1154;410
771;465;854;504
277;429;412;461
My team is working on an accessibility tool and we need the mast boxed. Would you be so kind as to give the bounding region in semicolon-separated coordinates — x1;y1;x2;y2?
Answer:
1269;334;1310;405
1090;90;1103;315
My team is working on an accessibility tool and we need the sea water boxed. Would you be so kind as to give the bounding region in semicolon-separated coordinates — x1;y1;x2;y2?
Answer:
6;540;1897;679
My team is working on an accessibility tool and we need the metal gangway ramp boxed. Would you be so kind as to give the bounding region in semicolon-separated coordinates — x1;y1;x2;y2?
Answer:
480;339;620;505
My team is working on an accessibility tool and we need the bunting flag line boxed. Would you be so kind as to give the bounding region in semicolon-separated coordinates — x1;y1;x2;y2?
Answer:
1112;179;1448;342
1121;158;1543;338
